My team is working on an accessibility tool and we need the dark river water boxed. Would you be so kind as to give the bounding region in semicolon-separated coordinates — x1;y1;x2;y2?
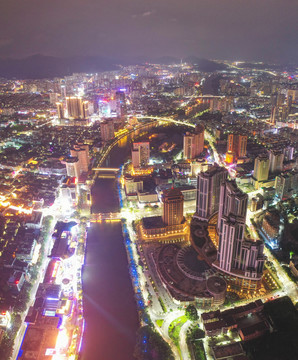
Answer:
81;221;138;360
81;127;154;360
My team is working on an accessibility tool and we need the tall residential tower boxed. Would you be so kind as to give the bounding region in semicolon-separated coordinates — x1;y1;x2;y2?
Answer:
195;164;228;221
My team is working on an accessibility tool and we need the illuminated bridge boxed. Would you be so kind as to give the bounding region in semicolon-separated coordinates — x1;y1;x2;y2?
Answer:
136;115;196;128
90;212;122;222
92;167;119;172
90;116;196;180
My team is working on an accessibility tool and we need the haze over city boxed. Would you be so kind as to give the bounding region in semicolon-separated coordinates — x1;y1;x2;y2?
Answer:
0;0;298;63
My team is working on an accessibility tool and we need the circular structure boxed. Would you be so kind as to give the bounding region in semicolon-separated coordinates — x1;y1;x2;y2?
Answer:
206;276;227;306
177;246;211;280
190;217;217;265
156;244;226;307
192;226;208;248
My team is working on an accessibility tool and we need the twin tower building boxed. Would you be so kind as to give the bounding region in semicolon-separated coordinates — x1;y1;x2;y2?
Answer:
194;164;265;292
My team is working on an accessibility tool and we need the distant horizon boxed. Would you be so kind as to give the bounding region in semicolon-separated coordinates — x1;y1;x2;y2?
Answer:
0;53;297;67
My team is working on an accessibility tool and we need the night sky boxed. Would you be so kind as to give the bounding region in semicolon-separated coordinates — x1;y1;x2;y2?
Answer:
0;0;297;63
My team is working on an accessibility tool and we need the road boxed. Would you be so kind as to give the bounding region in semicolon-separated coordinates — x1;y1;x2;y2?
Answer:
179;320;192;360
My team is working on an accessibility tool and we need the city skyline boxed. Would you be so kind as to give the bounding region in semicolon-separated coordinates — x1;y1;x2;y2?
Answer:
0;15;297;358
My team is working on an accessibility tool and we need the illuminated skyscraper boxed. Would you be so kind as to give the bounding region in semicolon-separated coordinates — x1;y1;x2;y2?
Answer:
56;102;64;120
183;124;204;159
270;106;277;125
226;134;247;162
65;157;79;179
115;90;127;117
227;134;235;153
183;133;195;160
236;134;247;158
215;180;265;285
253;154;269;182
82;101;89;119
100;119;114;142
195;164;228;221
217;180;248;233
66;97;89;119
132;142;150;168
70;144;90;175
269;150;284;174
162;188;184;226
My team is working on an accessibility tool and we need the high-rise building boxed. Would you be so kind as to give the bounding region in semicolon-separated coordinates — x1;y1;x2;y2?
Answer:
70;144;89;175
115;90;127;117
162;188;184;226
227;134;235;154
183;124;204;159
194;124;204;155
65;157;79;179
66;97;88;119
268;150;284;174
226;134;247;162
217;180;248;233
195;164;228;221
253;154;269;182
275;170;298;200
270;106;277;125
131;142;150;168
56;102;64;119
100;120;114;142
270;93;290;124
283;145;294;161
215;180;265;283
183;133;195;160
236;134;247;158
82;101;89;119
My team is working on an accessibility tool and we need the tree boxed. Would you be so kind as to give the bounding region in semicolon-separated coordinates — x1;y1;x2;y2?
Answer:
185;305;198;321
13;282;32;313
134;325;174;360
0;335;14;359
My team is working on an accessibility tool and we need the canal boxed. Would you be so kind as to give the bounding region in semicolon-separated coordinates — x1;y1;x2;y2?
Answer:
81;122;186;360
81;128;146;360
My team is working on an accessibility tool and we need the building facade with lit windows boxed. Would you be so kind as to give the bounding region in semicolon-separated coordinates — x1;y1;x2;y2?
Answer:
253;154;270;182
56;102;64;119
66;97;89;119
226;134;247;164
183;124;205;160
139;188;189;243
131;142;150;168
115;90;127;117
70;144;90;176
195;164;228;221
100;119;114;142
213;180;265;293
191;173;265;295
162;188;184;226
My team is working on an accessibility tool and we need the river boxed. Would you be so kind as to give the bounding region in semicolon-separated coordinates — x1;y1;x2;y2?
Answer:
81;122;186;360
81;130;141;360
81;221;138;360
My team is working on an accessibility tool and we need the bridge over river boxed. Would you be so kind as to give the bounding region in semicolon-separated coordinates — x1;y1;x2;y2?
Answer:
90;212;122;222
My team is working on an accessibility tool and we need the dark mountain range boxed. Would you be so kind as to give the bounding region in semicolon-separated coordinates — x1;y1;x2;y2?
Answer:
0;54;228;79
0;55;119;79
